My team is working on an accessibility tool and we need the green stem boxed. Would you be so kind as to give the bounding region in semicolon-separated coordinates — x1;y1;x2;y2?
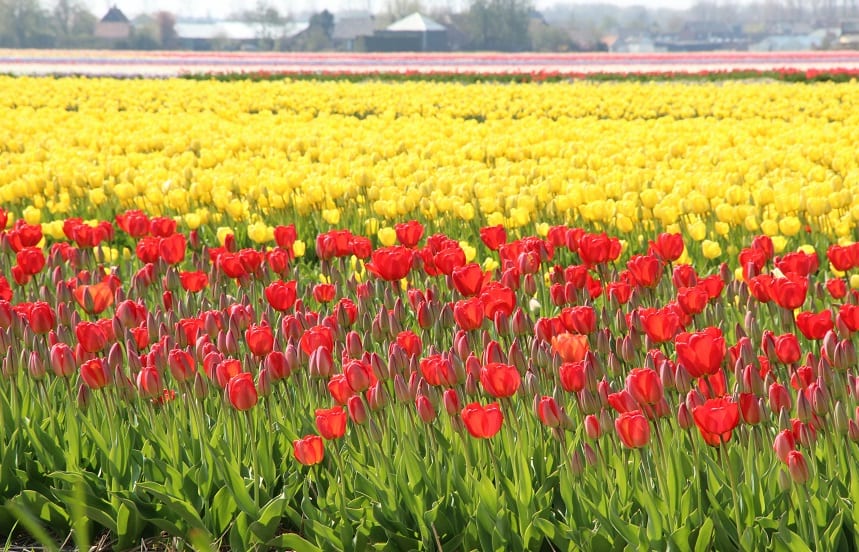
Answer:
720;444;744;546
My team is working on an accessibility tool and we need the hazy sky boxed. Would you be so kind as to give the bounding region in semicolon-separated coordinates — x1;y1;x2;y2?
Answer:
81;0;705;21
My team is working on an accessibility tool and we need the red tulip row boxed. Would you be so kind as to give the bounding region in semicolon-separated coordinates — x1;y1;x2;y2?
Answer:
1;205;859;546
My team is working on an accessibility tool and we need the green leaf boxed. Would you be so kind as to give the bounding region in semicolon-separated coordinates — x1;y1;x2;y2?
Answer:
4;498;60;552
694;517;714;552
249;495;288;542
213;457;260;517
267;533;324;552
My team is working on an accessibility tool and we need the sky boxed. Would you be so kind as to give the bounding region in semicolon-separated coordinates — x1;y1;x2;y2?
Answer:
81;0;708;21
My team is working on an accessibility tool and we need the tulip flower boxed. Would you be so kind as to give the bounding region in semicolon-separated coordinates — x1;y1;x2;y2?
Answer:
559;361;587;393
394;220;424;248
461;402;504;439
551;333;589;363
315;406;347;439
479;362;521;399
479;225;506;251
293;435;324;466
626;368;664;406
675;327;725;378
80;358;111;390
692;397;740;446
537;396;561;428
453;297;484;331
226;372;258;411
614;410;650;448
365;246;413;281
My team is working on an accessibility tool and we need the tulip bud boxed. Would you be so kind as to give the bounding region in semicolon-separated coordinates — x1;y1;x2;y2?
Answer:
28;350;45;380
584;414;601;439
796;391;812;423
416;394;437;423
848;419;859;442
347;395;368;425
76;383;91;411
787;451;809;485
393;374;410;403
443;388;461;416
768;382;792;415
833;401;849;435
569;450;585;476
677;403;693;430
367;418;383;442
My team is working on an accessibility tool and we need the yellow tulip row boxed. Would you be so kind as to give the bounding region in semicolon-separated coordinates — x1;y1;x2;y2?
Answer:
2;76;859;244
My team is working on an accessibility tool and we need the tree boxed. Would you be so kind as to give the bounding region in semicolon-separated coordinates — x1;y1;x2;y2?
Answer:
465;0;532;51
385;0;425;22
242;0;284;48
156;11;178;48
0;0;54;47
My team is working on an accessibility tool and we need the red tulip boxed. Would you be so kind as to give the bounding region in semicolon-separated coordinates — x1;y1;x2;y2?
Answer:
787;450;810;484
770;273;808;310
768;382;792;414
692;397;740;446
245;324;274;357
395;220;424;248
452;263;488;297
641;308;682;343
136;366;162;399
392;331;420;359
0;275;10;302
179;271;208;293
608;390;639;414
28;302;56;334
775;252;818;277
826;278;847;299
415;395;437;423
773;429;796;463
312;283;336;303
578;233;621;266
479;225;506;251
365;246;413;281
16;247;45;275
614;410;650;448
344;359;376;393
773;333;801;364
795;310;833;340
558;361;587;393
274;224;296;249
215;358;242;389
648;233;684;262
76;321;108;353
168;349;195;382
49;343;75;378
73;282;114;315
827;243;859;271
559;305;596;334
537;396;561;428
327;374;353;405
80;358;111;390
677;286;709;316
300;325;334;356
433;245;467;276
115;210;150;238
265;280;297;312
293;435;324;466
627;254;663;288
158;234;186;265
227;372;258;410
419;354;457;387
675;327;725;378
672;264;699;288
626;368;663;406
479;362;520;398
461;402;504;439
739;393;761;425
149;216;176;237
315;406;347;439
453;297;484;331
551;333;589;363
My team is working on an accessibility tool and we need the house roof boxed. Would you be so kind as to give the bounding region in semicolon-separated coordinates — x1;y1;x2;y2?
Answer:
386;13;445;32
101;6;130;23
332;14;375;41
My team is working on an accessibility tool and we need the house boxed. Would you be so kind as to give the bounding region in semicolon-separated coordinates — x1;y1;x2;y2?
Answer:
332;11;376;51
655;21;748;52
363;12;447;52
95;6;132;40
839;20;859;49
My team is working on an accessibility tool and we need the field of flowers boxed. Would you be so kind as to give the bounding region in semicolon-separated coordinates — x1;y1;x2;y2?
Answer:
2;75;859;550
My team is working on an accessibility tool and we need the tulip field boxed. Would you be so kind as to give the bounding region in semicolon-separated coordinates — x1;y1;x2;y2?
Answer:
5;73;859;551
